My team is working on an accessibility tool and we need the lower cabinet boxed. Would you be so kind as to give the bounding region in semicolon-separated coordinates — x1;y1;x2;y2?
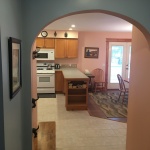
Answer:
55;71;64;93
65;79;88;110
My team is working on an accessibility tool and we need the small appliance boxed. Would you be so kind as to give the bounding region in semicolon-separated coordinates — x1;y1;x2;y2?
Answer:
55;64;60;69
37;49;55;60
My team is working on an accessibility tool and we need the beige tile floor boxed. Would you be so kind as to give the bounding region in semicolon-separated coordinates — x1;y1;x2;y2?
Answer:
37;94;127;150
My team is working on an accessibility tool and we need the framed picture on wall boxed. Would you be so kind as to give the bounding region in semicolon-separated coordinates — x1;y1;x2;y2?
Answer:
8;37;22;99
84;47;99;58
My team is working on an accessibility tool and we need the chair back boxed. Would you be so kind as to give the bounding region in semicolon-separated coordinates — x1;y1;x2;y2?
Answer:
117;74;126;91
92;68;104;82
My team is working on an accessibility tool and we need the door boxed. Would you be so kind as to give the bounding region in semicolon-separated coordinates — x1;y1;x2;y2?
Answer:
55;71;64;92
55;39;66;58
67;39;78;58
107;42;131;89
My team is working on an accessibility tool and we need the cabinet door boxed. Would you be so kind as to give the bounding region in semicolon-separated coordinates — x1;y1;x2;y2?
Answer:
55;39;66;58
45;38;55;48
36;38;55;48
55;71;64;92
36;38;44;48
67;39;78;58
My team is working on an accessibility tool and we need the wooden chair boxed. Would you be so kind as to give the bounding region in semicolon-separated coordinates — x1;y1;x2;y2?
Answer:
117;74;129;103
92;68;106;93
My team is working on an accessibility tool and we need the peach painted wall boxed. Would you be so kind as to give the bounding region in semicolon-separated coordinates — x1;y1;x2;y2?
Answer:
31;42;38;129
126;26;150;150
55;31;132;74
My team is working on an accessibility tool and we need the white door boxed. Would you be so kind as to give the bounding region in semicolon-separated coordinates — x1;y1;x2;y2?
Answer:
107;42;131;89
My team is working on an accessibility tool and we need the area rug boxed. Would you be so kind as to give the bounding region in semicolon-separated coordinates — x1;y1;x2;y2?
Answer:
89;92;128;118
38;93;56;98
33;121;56;150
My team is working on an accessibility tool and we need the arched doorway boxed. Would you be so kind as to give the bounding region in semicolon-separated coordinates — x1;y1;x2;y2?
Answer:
31;9;149;149
32;11;132;120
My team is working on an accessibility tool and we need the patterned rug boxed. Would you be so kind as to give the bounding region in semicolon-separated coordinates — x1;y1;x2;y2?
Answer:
89;92;128;118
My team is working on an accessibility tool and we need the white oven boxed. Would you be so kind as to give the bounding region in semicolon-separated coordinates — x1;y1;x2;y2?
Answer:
37;63;55;93
37;73;55;93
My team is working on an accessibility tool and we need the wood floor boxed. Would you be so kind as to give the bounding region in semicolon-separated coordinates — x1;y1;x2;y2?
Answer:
87;91;127;123
33;122;56;150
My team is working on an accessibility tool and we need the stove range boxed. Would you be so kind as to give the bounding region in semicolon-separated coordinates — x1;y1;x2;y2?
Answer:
37;62;55;74
36;62;55;94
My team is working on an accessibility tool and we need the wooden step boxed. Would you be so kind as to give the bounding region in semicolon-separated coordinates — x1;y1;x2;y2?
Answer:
33;122;56;150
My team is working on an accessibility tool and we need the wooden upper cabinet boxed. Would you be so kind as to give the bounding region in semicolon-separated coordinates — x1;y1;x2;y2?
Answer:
55;38;78;58
67;39;78;58
36;38;44;48
36;37;55;48
36;38;78;58
55;39;66;58
44;38;55;48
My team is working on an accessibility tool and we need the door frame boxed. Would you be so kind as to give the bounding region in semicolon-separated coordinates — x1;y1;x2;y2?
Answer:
105;38;132;89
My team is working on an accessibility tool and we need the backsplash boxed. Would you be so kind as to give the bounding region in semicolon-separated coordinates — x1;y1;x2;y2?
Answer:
60;64;77;68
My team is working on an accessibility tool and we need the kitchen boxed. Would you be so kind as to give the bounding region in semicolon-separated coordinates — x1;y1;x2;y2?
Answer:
31;13;132;149
35;30;78;93
32;12;132;112
35;31;89;110
34;27;132;111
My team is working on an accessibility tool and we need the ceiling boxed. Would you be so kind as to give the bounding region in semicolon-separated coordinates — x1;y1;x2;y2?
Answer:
44;13;132;32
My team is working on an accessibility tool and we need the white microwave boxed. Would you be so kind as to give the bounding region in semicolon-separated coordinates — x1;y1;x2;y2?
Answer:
37;49;55;60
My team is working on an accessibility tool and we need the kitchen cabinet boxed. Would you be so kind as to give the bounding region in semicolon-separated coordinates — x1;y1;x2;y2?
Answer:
36;37;55;48
65;79;88;110
55;39;66;58
67;39;78;58
55;38;78;58
55;71;64;93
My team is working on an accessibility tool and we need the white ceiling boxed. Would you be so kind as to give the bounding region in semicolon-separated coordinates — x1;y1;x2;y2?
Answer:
45;13;132;32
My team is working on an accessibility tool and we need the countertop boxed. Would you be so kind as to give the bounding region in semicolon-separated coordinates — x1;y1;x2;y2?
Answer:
55;68;89;79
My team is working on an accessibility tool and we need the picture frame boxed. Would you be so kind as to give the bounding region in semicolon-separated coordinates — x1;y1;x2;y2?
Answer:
8;37;22;99
84;47;99;58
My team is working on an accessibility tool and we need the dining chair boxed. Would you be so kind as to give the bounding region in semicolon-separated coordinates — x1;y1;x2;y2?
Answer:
117;74;129;103
92;68;106;93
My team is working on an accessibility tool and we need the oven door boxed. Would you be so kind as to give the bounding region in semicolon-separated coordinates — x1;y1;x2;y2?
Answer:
37;73;55;88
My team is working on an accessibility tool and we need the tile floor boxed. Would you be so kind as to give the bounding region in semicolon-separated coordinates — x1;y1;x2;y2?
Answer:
37;94;127;150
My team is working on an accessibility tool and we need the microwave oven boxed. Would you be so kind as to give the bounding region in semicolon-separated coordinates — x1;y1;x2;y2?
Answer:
37;49;55;60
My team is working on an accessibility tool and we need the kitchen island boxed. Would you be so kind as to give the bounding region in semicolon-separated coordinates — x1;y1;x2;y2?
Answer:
61;68;89;110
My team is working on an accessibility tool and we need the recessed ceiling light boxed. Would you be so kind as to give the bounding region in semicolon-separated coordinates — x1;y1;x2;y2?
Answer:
69;28;72;30
71;24;75;28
